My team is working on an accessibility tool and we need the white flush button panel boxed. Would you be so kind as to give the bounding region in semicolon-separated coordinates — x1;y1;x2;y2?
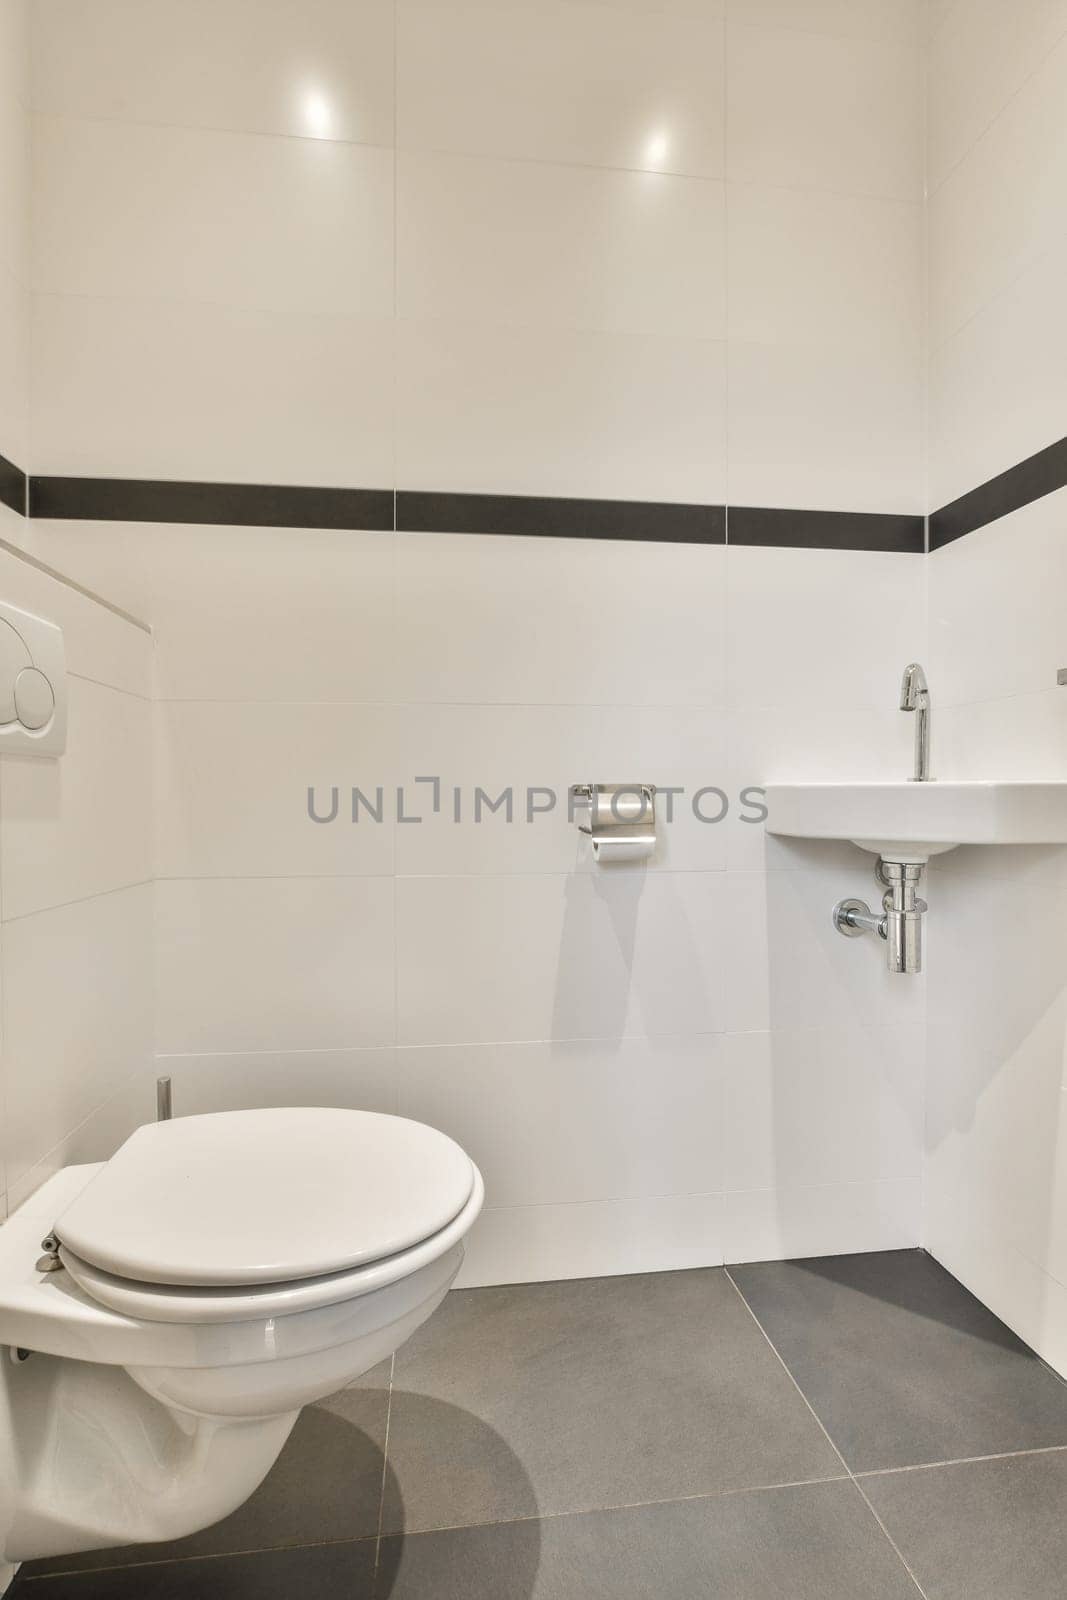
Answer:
0;601;66;756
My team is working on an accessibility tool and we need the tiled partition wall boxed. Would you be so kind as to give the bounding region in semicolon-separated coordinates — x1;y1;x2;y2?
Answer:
0;0;28;517
0;0;153;1222
12;0;929;1281
924;6;1067;1369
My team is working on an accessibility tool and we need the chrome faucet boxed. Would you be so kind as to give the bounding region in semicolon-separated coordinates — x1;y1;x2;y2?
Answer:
900;662;931;782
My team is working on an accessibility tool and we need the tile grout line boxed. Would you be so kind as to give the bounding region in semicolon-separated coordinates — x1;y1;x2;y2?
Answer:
854;1441;1067;1480
19;1472;860;1582
372;1351;396;1575
722;1267;931;1600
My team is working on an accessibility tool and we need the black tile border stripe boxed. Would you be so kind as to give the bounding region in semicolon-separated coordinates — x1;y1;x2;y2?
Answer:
929;435;1067;550
0;450;27;517
15;433;1067;551
397;490;725;543
28;476;394;530
728;505;924;554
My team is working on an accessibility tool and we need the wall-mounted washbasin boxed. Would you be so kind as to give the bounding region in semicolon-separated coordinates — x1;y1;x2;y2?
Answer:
764;781;1067;864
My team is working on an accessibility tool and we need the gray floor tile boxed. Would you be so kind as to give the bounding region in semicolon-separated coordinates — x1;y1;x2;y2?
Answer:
14;1540;374;1598
730;1250;1067;1471
383;1269;843;1532
377;1480;919;1599
862;1450;1067;1600
23;1364;391;1577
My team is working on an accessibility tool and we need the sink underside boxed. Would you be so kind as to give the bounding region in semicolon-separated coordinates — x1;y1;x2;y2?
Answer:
764;781;1067;863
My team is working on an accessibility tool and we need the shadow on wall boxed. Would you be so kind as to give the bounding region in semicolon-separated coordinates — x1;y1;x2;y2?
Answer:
923;842;1067;1338
551;865;712;1043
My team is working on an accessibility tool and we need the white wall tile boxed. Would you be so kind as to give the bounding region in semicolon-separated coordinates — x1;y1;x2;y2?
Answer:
398;1034;722;1208
728;0;923;43
458;1191;725;1287
31;0;395;147
0;3;29;288
0;544;151;697
395;532;725;707
112;524;394;703
394;703;729;875
0;263;28;466
929;233;1067;510
727;340;923;513
723;1023;924;1191
725;705;915;871
399;150;725;340
727;185;922;354
397;318;726;503
929;491;1067;706
726;23;922;200
155;701;396;879
727;546;926;711
397;871;725;1046
725;1177;921;1263
1;677;151;921
155;876;395;1054
2;883;153;1184
33;115;394;317
153;1048;399;1118
31;294;395;487
722;864;926;1034
936;693;1067;783
5;1063;154;1213
927;32;1067;346
927;0;1067;190
398;0;725;177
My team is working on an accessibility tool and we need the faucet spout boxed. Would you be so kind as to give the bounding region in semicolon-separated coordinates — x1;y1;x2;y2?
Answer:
899;662;931;782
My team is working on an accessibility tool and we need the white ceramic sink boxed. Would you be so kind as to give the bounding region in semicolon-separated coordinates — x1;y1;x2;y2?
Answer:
764;781;1067;863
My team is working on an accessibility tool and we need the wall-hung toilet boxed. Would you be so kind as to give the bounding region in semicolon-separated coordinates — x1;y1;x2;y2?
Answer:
0;1107;483;1587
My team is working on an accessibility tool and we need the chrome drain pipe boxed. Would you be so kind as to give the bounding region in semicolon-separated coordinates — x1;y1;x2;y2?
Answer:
833;859;927;974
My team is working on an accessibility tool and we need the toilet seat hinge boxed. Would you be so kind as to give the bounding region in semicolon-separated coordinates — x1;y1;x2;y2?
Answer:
35;1230;64;1274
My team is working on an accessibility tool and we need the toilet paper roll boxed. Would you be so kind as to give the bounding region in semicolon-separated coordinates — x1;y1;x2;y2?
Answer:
588;785;652;829
591;825;656;863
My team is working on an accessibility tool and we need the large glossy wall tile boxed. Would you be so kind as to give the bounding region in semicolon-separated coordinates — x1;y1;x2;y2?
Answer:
395;533;725;706
399;151;723;339
3;883;153;1187
1;676;151;919
398;0;725;176
394;702;728;875
0;0;29;471
31;0;395;145
118;524;395;702
926;0;1067;192
34;116;394;314
927;32;1067;349
397;1034;723;1210
396;317;725;502
929;490;1067;707
31;295;395;485
155;701;397;879
726;18;922;200
396;871;725;1046
155;877;396;1053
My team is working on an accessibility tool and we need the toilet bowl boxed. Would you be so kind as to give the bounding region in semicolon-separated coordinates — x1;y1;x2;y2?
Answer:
0;1108;483;1584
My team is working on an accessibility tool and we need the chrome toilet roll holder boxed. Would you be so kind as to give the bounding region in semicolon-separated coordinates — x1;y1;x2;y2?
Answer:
573;783;657;863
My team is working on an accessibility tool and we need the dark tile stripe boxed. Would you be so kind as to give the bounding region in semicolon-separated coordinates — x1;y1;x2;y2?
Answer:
397;490;726;543
929;434;1067;549
0;449;27;516
28;476;394;530
728;505;924;554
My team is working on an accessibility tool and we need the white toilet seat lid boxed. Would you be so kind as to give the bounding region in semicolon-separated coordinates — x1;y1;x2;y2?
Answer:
54;1108;476;1288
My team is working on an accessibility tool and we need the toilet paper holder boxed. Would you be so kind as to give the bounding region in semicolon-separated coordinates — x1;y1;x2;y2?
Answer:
573;783;657;863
